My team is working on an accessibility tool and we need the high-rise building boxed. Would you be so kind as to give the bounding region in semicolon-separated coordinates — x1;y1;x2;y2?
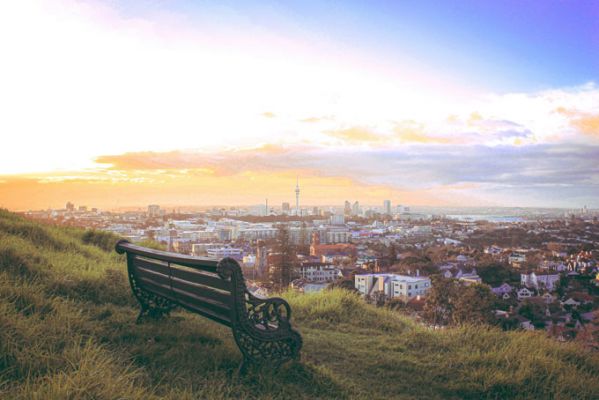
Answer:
330;214;345;225
352;201;360;216
282;202;290;214
66;201;75;212
384;200;391;215
344;200;351;215
295;177;300;216
148;204;161;217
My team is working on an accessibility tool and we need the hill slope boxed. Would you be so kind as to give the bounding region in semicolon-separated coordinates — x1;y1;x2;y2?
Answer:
0;209;597;399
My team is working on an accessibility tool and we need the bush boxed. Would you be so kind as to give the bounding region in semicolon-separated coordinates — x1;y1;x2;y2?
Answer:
81;230;120;252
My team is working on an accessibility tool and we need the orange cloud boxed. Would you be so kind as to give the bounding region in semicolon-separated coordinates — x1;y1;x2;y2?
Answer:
325;127;384;143
261;111;276;118
94;144;293;173
556;107;599;137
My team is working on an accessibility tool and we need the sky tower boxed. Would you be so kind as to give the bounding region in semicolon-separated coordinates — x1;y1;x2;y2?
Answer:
295;177;300;216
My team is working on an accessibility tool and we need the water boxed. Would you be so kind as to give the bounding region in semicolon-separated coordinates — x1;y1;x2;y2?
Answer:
446;214;524;223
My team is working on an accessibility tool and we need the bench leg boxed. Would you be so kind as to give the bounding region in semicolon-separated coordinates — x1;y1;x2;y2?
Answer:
136;306;149;324
237;358;250;376
135;304;173;324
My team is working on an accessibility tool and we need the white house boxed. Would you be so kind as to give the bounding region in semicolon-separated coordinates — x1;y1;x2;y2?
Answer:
520;272;560;291
561;298;581;307
517;288;533;300
207;246;244;260
297;263;341;283
509;253;526;266
484;245;503;255
355;273;432;300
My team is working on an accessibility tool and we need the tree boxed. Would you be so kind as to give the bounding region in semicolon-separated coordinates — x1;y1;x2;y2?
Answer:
478;262;517;286
423;276;459;326
452;284;496;325
269;224;296;290
518;300;546;328
387;243;398;266
556;275;568;298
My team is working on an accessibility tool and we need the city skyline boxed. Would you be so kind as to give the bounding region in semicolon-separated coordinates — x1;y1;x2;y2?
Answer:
1;1;598;210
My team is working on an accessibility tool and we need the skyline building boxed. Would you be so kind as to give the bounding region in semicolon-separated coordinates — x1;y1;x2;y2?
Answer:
295;177;300;216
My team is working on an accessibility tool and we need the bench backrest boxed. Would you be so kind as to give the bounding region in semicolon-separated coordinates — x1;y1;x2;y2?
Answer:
116;241;234;326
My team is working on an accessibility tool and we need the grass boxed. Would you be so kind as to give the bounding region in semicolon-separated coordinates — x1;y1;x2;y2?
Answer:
0;209;598;399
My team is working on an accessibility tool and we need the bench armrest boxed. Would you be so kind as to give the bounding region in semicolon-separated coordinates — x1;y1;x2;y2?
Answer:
244;290;293;331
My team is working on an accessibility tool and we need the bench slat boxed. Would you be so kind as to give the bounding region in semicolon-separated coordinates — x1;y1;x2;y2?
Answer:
170;277;232;306
118;241;219;272
169;264;232;292
134;262;232;319
135;265;171;287
176;299;232;327
171;286;232;318
134;257;169;275
136;276;178;302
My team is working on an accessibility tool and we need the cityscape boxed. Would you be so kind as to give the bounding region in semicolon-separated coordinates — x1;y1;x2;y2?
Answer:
1;1;598;398
20;179;599;347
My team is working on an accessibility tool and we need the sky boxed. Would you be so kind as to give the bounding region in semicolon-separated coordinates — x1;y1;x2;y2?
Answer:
0;0;598;210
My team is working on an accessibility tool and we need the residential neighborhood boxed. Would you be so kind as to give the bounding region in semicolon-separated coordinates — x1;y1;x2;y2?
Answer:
23;201;599;348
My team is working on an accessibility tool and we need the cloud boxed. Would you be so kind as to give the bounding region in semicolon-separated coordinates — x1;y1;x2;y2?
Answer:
89;141;599;207
300;115;334;123
261;112;276;118
393;121;461;144
556;107;599;137
325;127;386;144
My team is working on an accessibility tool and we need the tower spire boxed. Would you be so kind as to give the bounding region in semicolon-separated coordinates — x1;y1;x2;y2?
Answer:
295;176;300;216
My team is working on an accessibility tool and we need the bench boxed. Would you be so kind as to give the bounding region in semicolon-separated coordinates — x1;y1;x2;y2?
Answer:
115;240;302;370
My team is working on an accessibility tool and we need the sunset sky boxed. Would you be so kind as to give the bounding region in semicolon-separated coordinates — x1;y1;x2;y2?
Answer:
1;1;598;210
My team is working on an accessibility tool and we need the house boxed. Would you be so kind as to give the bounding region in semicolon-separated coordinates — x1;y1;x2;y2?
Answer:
492;283;513;296
457;268;482;285
355;273;432;300
442;268;482;285
561;298;580;307
297;262;341;283
509;253;527;267
517;288;533;300
516;316;535;331
520;272;560;291
484;245;503;255
542;293;556;304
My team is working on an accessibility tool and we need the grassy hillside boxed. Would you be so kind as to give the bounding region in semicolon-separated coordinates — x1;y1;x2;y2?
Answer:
0;209;598;399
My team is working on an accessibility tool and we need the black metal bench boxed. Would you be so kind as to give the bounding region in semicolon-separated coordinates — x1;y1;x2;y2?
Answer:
115;240;302;370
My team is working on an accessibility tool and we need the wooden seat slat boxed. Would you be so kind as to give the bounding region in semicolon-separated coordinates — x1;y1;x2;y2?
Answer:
171;288;231;318
169;265;232;291
134;257;170;275
169;277;232;305
137;277;178;302
176;299;232;327
135;265;171;286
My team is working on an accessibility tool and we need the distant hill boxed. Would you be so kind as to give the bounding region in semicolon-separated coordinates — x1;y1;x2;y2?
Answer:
0;209;597;399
